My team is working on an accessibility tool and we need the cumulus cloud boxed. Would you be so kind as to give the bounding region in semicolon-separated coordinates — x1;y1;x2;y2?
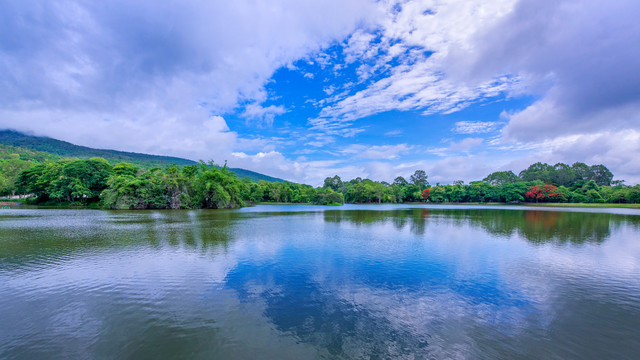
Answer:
241;103;287;126
2;0;639;184
0;0;378;159
230;150;365;185
311;0;518;132
446;138;483;152
498;130;640;184
0;106;237;161
455;0;640;142
309;0;640;183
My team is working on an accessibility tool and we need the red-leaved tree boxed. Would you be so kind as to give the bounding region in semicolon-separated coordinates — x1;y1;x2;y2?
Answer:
421;188;430;201
525;184;566;203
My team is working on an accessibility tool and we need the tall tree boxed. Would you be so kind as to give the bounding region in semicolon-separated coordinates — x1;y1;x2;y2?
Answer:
409;170;428;189
571;162;594;181
323;175;345;193
551;163;575;187
519;162;553;183
590;164;613;186
483;171;519;186
393;176;408;186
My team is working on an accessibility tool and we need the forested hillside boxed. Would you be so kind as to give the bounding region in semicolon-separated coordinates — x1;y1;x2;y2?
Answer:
0;130;284;183
0;130;194;168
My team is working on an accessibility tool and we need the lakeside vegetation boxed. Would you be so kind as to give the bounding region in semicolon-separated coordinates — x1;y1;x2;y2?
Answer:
0;130;285;183
4;157;344;208
1;140;639;209
317;162;639;206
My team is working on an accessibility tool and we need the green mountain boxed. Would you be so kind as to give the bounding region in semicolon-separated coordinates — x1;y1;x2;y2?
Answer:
0;144;62;162
0;130;285;183
227;167;285;183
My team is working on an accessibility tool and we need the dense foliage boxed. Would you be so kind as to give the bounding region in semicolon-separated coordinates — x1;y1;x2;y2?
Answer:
0;145;62;196
525;184;567;202
9;158;343;208
316;163;638;205
3;155;640;207
0;130;284;182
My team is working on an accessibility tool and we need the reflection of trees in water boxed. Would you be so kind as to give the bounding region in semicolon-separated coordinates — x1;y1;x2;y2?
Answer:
324;208;430;235
0;210;239;264
322;207;637;245
132;210;238;253
470;210;616;245
521;211;608;244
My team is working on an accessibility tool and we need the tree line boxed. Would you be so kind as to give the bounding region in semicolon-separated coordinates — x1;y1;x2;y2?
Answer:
8;158;343;208
2;157;640;208
319;162;639;204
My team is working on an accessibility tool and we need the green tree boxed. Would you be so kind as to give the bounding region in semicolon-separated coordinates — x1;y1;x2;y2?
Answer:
590;164;613;186
323;175;345;193
393;176;408;186
0;158;33;195
113;162;139;177
409;170;429;189
193;162;247;209
519;162;553;183
571;162;594;187
429;186;446;202
496;182;527;202
483;171;519;186
550;163;575;187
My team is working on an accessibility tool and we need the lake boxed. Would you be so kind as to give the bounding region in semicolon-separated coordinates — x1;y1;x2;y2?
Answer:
1;205;639;359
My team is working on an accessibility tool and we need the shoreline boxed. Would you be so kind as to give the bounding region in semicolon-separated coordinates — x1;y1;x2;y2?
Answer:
256;202;640;209
2;199;639;210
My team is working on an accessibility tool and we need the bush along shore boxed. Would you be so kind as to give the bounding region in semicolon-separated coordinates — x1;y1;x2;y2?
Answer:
3;158;639;209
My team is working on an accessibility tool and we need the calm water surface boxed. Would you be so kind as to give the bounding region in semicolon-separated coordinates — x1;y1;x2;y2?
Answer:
1;205;639;359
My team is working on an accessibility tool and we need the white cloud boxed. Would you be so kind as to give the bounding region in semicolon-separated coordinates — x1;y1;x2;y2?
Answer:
453;0;640;143
0;106;237;162
0;0;379;162
230;151;365;185
3;0;640;185
447;138;483;152
497;130;640;184
241;103;287;126
340;143;413;159
343;29;377;64
311;0;518;133
453;121;499;134
384;129;403;137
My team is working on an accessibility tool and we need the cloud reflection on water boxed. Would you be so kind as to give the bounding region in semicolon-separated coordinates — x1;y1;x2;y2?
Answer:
1;206;639;358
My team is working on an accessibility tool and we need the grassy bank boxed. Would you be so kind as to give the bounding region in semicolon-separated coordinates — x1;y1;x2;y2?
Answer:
256;202;344;206
523;202;640;209
402;201;640;209
0;197;33;204
256;202;312;205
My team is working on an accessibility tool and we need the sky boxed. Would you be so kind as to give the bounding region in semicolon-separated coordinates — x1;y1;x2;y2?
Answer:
1;0;640;186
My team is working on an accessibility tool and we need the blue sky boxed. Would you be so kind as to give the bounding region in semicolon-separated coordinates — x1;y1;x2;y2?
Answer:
2;0;640;185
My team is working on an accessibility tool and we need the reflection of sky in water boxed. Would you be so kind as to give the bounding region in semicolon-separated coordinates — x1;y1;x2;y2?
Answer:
0;206;639;359
221;213;537;357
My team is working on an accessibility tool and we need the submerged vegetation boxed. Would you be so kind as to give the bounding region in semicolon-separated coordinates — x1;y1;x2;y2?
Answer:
1;148;639;209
